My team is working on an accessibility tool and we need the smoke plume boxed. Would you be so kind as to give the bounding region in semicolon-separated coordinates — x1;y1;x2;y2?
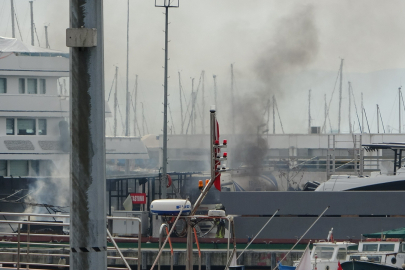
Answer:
231;4;319;190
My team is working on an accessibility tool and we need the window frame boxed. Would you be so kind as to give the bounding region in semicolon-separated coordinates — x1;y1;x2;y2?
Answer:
38;119;47;135
0;78;7;93
17;118;36;135
6;118;15;135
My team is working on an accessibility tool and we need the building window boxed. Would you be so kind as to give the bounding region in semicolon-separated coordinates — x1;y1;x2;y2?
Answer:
38;119;47;135
10;160;28;176
19;78;25;94
0;78;6;93
39;79;46;94
6;119;15;135
0;160;6;176
17;119;36;135
27;78;37;94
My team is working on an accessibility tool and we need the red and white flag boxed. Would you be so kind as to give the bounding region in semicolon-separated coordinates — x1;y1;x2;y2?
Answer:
337;261;343;270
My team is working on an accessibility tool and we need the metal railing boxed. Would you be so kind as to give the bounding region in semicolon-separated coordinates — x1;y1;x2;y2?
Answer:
0;212;142;270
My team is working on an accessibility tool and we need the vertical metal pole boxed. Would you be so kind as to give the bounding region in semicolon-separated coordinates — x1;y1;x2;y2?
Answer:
354;135;357;174
327;135;330;179
114;66;118;137
324;94;327;134
348;82;352;133
377;104;380;133
308;89;311;134
361;92;364;134
332;135;336;173
44;25;50;48
125;0;130;137
161;5;169;199
70;0;107;268
360;134;364;175
134;74;138;136
26;216;31;269
213;75;217;114
399;87;402;133
202;70;205;134
272;95;275;134
230;64;235;135
179;72;184;134
29;1;34;46
338;59;343;133
186;220;193;270
17;223;20;270
10;0;15;38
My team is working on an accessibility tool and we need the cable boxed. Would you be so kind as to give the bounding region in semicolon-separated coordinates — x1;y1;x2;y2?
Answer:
34;23;40;47
322;67;341;132
350;85;362;133
363;108;371;133
379;108;386;133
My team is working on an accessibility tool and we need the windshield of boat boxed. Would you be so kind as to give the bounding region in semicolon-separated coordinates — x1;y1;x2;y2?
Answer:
337;248;347;260
379;244;395;252
362;244;378;251
314;246;334;259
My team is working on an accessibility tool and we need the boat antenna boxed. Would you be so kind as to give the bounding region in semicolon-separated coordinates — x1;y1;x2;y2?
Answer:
29;1;34;46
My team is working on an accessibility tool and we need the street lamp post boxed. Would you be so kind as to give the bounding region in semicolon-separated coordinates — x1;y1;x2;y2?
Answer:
155;0;179;199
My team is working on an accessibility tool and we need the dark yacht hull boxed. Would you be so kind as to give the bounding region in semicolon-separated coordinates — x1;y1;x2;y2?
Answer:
341;261;401;270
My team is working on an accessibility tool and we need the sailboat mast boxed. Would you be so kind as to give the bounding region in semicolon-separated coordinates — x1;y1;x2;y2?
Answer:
308;89;311;134
201;70;205;134
133;74;138;136
399;87;402;133
29;1;34;46
10;0;15;38
361;92;364;134
114;66;118;137
231;64;235;135
377;104;380;133
338;59;344;133
44;25;50;48
324;94;327;134
272;95;275;134
213;75;218;113
348;82;352;133
179;72;183;134
125;0;130;136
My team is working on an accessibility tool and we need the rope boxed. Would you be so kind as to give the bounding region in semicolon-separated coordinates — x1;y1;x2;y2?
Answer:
237;209;279;259
274;206;330;270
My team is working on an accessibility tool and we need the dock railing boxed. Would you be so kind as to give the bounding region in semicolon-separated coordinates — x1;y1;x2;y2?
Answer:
0;212;141;270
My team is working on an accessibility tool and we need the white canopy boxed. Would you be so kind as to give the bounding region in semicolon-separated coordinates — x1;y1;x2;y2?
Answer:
0;36;64;53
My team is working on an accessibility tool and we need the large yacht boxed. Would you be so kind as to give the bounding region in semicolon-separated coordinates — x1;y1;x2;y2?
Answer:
0;36;70;177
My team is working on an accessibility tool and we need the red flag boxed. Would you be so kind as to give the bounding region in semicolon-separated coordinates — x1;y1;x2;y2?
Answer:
330;232;334;242
214;120;221;191
337;261;343;270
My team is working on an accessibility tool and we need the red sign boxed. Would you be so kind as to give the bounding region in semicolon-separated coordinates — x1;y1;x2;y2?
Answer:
130;193;146;204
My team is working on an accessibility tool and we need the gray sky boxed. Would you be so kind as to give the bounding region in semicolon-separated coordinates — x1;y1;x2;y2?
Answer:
1;0;405;134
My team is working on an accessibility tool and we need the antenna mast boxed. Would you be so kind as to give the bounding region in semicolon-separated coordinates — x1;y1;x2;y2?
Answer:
29;1;34;46
361;92;364;133
324;94;327;134
338;59;344;133
10;0;15;38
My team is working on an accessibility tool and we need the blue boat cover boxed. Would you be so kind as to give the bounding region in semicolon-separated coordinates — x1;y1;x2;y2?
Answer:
279;262;296;270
